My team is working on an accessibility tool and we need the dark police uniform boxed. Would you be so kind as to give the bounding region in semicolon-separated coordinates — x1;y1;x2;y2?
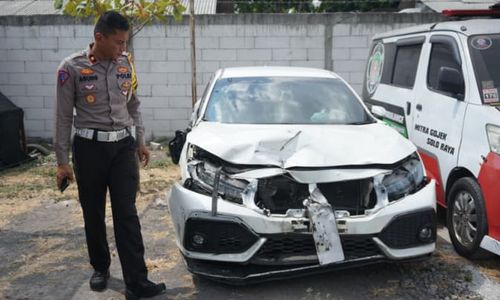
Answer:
54;44;148;287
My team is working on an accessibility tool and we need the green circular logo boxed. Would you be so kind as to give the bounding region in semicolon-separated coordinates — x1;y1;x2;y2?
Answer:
366;43;384;95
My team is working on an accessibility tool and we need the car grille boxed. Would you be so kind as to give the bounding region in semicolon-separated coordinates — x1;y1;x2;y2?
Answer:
318;179;377;215
255;176;309;214
255;176;377;215
252;234;381;265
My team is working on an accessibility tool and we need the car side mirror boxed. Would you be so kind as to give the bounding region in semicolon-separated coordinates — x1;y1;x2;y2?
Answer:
437;67;465;101
371;105;387;119
168;130;187;164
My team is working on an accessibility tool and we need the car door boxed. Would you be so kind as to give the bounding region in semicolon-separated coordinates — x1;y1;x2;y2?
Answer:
411;33;469;206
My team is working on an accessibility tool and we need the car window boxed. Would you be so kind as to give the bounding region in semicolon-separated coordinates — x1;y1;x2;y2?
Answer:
391;44;422;88
427;42;462;92
203;77;374;125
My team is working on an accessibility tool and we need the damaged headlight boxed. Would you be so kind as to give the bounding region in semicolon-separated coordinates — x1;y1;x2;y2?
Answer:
186;161;248;204
382;153;425;201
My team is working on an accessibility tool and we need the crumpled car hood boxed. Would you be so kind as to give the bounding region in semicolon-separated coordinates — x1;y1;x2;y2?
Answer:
187;122;416;168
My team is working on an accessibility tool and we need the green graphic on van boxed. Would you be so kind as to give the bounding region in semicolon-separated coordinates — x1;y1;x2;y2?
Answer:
382;118;408;138
366;42;384;94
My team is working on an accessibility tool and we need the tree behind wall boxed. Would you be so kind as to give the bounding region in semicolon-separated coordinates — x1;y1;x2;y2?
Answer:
233;0;401;13
53;0;185;44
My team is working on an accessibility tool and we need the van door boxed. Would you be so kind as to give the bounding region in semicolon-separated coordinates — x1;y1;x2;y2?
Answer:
411;33;468;206
363;36;425;139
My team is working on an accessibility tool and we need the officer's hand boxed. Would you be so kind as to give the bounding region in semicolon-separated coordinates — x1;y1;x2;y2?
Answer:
56;164;74;189
138;144;150;167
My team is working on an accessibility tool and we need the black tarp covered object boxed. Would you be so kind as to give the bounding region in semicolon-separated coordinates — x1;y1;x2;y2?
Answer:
0;92;31;171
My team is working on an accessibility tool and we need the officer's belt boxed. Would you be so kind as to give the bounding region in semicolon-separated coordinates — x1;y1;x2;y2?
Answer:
75;128;130;142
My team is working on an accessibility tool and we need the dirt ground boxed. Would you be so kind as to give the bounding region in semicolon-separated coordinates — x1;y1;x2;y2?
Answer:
0;147;499;300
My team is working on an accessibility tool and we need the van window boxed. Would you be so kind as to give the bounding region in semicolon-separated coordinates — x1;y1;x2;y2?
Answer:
380;43;396;85
427;43;462;92
468;34;500;105
391;44;422;88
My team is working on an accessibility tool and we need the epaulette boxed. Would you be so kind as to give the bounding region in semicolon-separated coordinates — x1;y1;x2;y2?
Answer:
67;50;86;61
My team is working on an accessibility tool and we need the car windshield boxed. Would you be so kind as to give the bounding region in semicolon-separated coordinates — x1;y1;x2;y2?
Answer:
203;76;373;124
469;34;500;106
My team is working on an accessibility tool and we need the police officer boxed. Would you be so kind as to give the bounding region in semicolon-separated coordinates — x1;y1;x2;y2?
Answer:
54;11;165;299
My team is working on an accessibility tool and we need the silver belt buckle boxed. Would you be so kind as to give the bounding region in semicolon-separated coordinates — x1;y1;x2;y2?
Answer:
108;131;118;142
76;128;93;140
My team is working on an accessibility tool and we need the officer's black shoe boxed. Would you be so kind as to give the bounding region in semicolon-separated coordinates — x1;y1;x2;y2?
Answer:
125;280;166;300
89;269;110;292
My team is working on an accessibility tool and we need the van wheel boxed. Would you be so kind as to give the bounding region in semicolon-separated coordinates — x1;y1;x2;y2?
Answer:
447;177;489;259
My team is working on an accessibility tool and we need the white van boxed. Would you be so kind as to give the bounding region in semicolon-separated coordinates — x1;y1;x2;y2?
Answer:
363;15;500;258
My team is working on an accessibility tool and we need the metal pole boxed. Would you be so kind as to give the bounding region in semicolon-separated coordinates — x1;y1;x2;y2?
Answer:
211;167;222;216
189;0;197;107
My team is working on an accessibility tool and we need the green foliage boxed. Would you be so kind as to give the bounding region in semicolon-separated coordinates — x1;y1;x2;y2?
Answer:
235;0;400;13
54;0;186;35
320;0;399;12
235;0;318;13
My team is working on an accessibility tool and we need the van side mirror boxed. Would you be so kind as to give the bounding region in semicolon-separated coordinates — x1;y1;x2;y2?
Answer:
437;67;465;101
371;105;387;119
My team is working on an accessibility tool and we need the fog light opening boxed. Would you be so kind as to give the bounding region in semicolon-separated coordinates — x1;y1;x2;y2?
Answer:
418;225;433;242
191;233;206;248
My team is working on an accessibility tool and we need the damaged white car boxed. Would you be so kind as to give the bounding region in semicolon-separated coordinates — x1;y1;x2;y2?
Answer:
167;67;437;284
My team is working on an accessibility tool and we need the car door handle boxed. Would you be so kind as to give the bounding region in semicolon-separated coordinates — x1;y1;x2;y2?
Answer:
406;101;411;115
416;104;422;111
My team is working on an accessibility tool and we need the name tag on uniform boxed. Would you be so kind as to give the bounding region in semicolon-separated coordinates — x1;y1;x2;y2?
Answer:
80;75;98;82
116;73;131;79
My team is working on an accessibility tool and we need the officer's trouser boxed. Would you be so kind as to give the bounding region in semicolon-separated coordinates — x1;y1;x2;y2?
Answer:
72;135;148;287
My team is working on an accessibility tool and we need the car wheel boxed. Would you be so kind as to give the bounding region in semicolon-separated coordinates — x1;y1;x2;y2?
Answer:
446;177;489;259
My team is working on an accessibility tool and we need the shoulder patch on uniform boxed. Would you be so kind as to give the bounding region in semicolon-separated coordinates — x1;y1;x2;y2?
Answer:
58;70;70;86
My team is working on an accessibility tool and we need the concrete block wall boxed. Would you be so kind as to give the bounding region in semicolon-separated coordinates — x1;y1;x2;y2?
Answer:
0;13;444;140
135;22;326;138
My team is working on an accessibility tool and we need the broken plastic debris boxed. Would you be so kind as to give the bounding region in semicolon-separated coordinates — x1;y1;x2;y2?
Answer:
305;185;345;265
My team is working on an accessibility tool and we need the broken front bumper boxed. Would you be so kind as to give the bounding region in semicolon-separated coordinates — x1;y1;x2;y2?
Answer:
168;180;436;283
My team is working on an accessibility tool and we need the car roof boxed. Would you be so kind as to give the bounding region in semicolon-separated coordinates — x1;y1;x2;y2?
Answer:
218;66;339;79
373;18;500;40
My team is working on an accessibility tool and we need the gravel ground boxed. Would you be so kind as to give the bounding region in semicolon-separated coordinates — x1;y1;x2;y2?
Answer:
0;149;498;300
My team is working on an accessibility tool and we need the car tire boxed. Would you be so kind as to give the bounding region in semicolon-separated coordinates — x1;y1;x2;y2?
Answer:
446;177;490;259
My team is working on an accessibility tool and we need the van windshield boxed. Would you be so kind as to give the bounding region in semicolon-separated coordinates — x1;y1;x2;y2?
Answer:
469;34;500;106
